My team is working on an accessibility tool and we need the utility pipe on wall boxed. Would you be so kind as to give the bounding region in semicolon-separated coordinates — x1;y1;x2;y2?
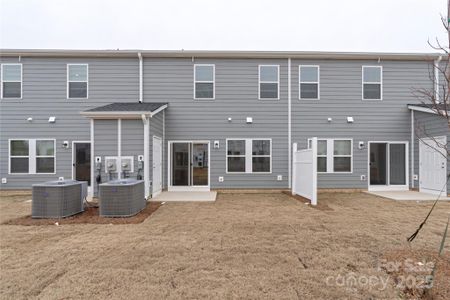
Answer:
434;55;442;102
142;114;150;198
138;52;143;103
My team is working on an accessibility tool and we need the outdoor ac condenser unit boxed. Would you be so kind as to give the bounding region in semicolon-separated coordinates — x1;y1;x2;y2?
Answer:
32;180;85;218
99;179;145;217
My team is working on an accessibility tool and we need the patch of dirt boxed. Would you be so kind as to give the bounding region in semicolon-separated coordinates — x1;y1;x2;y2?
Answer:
1;191;450;299
282;191;334;211
0;190;32;197
382;249;450;300
2;202;161;226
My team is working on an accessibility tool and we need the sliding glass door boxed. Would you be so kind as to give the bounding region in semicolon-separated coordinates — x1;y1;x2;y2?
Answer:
170;142;209;190
369;142;408;190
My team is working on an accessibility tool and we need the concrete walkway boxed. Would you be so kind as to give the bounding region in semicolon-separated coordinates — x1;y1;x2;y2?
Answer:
150;191;217;202
366;190;450;201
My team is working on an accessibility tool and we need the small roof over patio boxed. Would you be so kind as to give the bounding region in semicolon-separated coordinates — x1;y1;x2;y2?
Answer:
81;102;167;118
407;103;450;115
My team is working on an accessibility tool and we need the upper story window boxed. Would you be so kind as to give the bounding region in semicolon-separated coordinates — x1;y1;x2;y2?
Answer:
226;138;272;173
299;65;319;100
9;139;55;174
362;66;382;100
1;64;22;99
259;65;279;99
194;64;215;99
67;64;88;99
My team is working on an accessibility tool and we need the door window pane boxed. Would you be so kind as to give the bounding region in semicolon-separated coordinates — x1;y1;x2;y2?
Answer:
172;143;189;186
192;143;208;186
389;144;406;185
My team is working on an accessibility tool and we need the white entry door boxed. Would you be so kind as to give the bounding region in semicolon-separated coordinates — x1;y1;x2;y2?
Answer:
152;136;163;196
419;136;447;195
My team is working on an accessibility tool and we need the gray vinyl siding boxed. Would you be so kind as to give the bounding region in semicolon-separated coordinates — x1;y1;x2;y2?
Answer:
0;56;139;189
413;111;449;194
121;119;144;179
291;60;432;189
0;54;438;191
143;58;289;189
93;120;118;194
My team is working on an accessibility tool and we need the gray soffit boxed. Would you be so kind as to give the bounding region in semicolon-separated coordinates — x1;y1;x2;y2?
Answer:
0;49;444;61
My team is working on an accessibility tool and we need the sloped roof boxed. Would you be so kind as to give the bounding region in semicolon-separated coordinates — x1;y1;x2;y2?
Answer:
81;102;167;118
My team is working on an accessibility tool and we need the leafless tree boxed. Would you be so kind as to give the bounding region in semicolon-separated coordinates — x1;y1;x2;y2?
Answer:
407;2;450;243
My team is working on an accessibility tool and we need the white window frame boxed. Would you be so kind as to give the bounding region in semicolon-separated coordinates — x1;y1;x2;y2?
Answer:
362;65;382;100
1;63;23;99
226;138;272;174
9;139;56;175
299;65;320;100
193;64;215;100
258;65;280;100
8;139;30;174
308;138;353;174
67;64;89;99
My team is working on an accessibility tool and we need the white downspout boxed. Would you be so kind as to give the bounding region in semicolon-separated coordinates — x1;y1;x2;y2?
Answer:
434;56;442;103
288;58;292;189
138;52;143;103
142;114;150;198
411;109;414;189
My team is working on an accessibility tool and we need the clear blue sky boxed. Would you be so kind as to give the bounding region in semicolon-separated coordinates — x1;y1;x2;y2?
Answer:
0;0;447;52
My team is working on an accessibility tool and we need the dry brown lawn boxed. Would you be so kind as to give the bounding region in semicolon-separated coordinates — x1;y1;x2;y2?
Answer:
0;191;449;299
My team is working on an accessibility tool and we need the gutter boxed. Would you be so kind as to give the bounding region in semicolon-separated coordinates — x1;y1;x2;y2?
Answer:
138;52;143;103
0;49;443;61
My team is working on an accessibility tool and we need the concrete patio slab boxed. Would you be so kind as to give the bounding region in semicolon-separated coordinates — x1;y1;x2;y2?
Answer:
150;191;217;202
366;191;450;201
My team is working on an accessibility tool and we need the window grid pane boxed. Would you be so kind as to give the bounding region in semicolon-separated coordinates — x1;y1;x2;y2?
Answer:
2;65;22;81
300;66;318;82
195;65;214;81
68;65;88;81
11;140;29;156
36;157;55;173
11;157;29;173
363;67;381;82
36;140;55;156
259;66;278;82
